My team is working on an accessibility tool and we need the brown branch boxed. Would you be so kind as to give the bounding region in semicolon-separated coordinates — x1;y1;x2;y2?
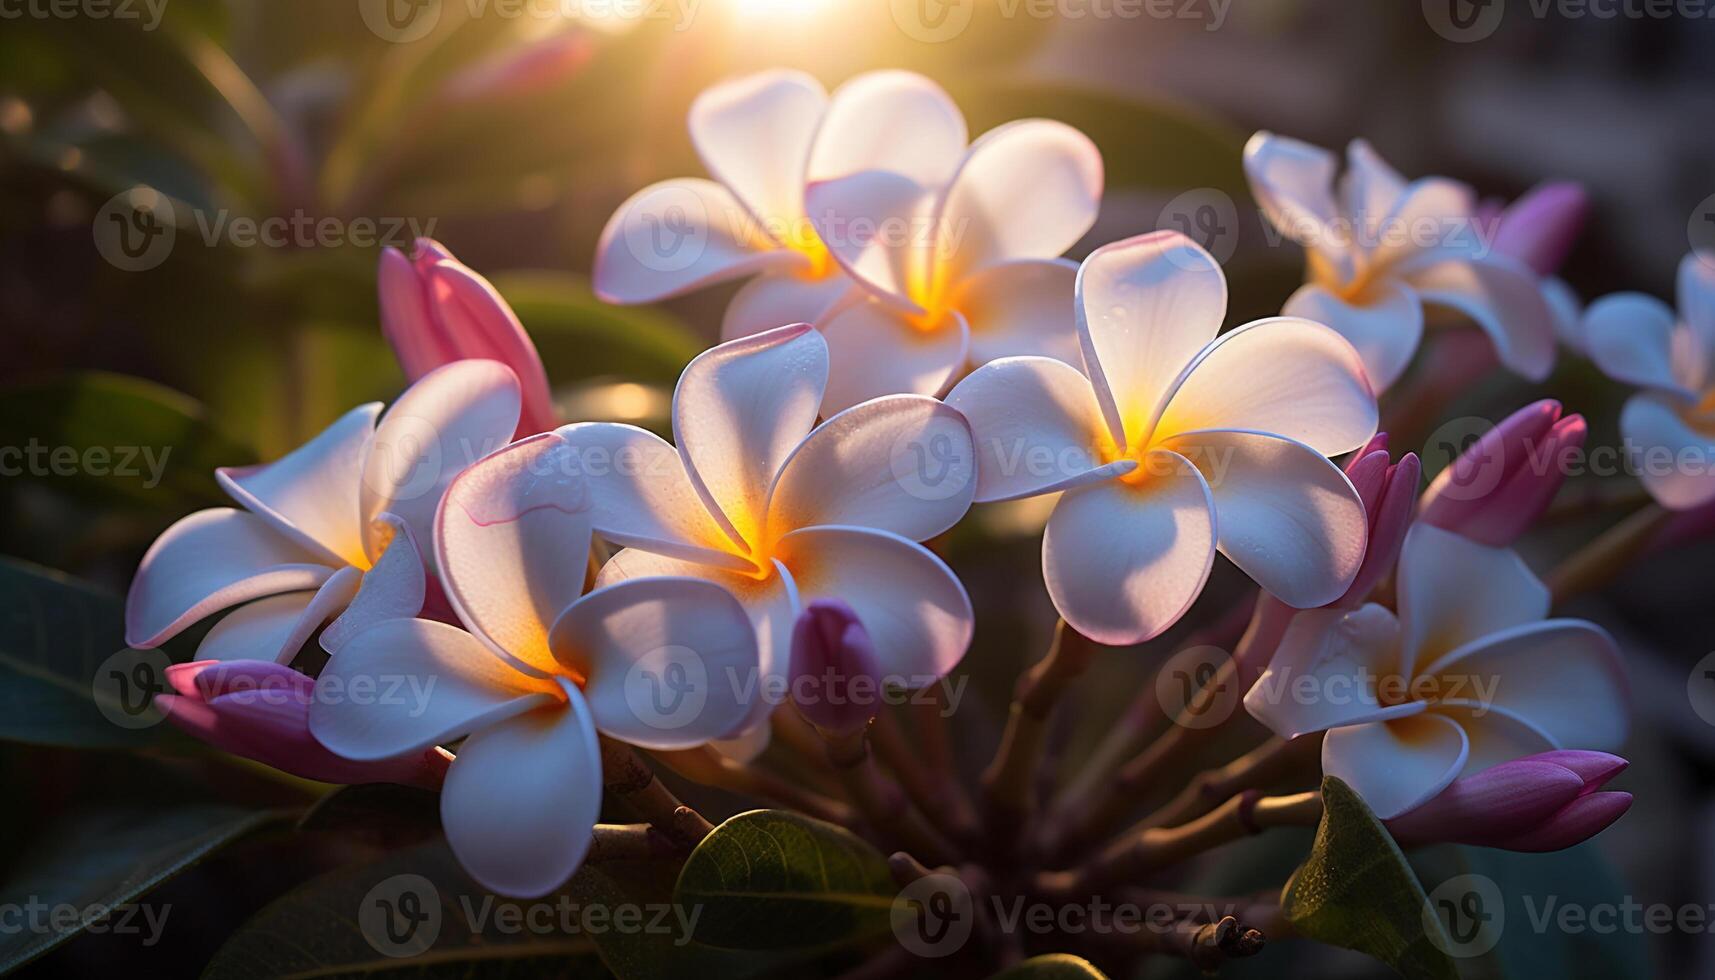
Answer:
585;823;689;862
872;704;980;848
651;745;856;825
599;737;711;849
1547;501;1670;602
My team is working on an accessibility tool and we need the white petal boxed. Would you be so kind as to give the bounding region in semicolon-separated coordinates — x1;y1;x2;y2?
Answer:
1405;257;1557;382
766;396;974;541
721;272;853;342
308;618;557;760
320;514;426;655
1543;276;1585;353
956;258;1081;367
1621;392;1715;510
196;591;318;664
553;422;753;570
435;433;596;675
934;120;1102;282
1421;620;1627;751
1154;317;1376;455
441;684;602;898
1076;232;1228;450
689;69;826;236
594;178;797;304
1582;292;1691;396
1282;281;1423;392
1244;604;1419;739
125;508;333;649
803;169;934;311
1158;430;1367;608
1242;132;1352;280
674;324;829;550
818;301;970;414
1321;713;1469;819
359;360;521;564
1431;701;1557;773
809;70;967;188
1042;454;1216;645
1339;138;1407;233
1395;523;1549;677
549;577;759;748
945;356;1118;502
216;403;377;568
1364;177;1479;275
775;526;972;681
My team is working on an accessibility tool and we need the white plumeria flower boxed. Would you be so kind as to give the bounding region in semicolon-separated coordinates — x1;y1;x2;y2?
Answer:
124;361;523;663
1244;132;1556;391
800;112;1102;412
1582;252;1715;509
555;323;977;748
595;69;969;346
946;232;1377;645
311;435;760;898
1244;523;1627;819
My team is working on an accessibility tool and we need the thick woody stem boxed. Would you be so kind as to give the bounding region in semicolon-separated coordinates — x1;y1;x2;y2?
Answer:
1548;501;1670;602
599;737;712;849
825;726;959;866
652;745;856;825
585;823;689;862
1158;915;1268;973
980;620;1098;853
871;706;981;848
1129;733;1323;835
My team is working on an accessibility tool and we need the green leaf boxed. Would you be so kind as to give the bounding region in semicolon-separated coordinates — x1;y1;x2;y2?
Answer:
0;557;189;748
674;809;898;951
204;840;611;979
990;953;1111;978
1281;777;1459;980
0;803;290;973
491;271;702;386
0;372;251;511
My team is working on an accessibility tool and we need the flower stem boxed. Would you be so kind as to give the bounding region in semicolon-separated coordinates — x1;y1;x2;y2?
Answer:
823;725;959;866
586;823;689;862
599;737;712;849
652;745;856;825
1127;733;1322;835
1547;501;1670;602
871;704;980;848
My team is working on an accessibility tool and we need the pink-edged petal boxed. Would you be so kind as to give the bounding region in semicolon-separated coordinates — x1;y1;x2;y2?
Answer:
1154;317;1377;455
766;395;974;541
721;272;853;342
1042;453;1216;645
440;681;602;898
818;302;970;414
803;169;933;311
774;526;972;682
196;568;360;664
309;617;558;760
125;508;333;649
946;355;1122;502
1076;232;1228;450
934;120;1102;282
596;549;801;709
320;514;426;655
1621;392;1715;510
1245;604;1418;739
435;433;595;675
594;178;797;304
956;258;1081;367
1404;257;1557;382
1492;182;1588;278
1323;713;1470;819
552;422;753;570
1161;430;1367;608
1422;620;1628;752
217;403;377;568
1395;523;1549;676
423;258;558;435
1242;131;1352;281
1282;281;1422;392
1680;251;1715;375
689;69;827;236
674;324;828;550
360;359;522;564
809;70;967;188
549;577;759;748
1430;701;1558;774
1582;292;1692;397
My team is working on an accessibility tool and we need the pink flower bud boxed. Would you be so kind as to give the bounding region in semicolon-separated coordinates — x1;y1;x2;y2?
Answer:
157;660;448;789
379;238;556;437
1386;751;1629;851
1491;181;1589;277
1335;436;1419;607
1419;400;1586;547
788;600;882;737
